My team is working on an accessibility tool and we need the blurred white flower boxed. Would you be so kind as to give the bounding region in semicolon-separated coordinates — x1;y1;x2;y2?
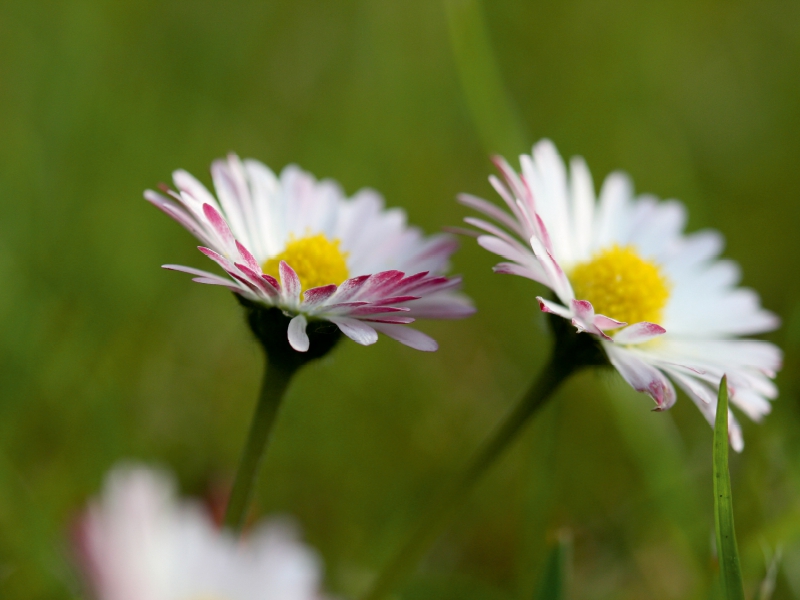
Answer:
146;157;473;352
462;139;782;450
75;464;327;600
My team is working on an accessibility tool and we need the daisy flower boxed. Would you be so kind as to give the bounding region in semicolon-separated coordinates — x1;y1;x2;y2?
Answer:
75;464;328;600
145;156;473;353
461;139;781;450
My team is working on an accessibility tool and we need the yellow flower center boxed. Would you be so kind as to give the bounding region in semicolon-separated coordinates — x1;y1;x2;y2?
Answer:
569;245;670;326
262;233;350;292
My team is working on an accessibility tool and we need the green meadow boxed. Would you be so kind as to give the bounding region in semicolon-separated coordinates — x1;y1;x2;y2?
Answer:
0;1;799;598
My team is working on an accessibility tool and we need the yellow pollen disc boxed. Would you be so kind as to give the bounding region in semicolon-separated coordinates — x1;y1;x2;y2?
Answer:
569;245;670;326
263;233;349;292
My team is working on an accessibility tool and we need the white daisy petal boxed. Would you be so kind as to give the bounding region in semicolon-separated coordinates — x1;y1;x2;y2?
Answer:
569;155;595;261
612;322;666;345
594;171;633;250
605;345;677;411
173;168;222;211
77;465;328;600
329;317;379;346
288;315;310;352
371;323;438;351
530;235;574;304
536;297;572;320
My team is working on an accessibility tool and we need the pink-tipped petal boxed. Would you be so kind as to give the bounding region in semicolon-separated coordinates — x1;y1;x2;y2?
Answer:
234;263;278;298
198;246;235;270
145;191;213;246
229;273;262;295
202;203;235;249
458;193;524;235
329;275;371;303
261;274;280;291
391;275;456;299
530;235;574;304
613;322;667;345
360;271;406;296
492;155;529;208
493;262;547;284
279;261;301;303
534;213;555;256
478;235;534;267
235;240;261;273
173;169;220;209
570;299;611;340
465;217;527;250
198;247;253;286
303;284;338;306
536;297;572;319
287;315;310;352
387;272;431;296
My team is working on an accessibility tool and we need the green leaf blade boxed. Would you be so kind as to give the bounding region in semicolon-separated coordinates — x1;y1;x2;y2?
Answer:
443;0;529;157
533;533;570;600
713;375;745;600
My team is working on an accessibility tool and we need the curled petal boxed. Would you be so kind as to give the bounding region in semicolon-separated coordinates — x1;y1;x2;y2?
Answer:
570;299;612;341
287;315;310;352
606;346;677;411
536;297;572;320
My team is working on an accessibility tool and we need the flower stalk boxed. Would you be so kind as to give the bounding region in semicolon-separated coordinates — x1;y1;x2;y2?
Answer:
223;358;297;533
224;301;343;534
360;314;606;600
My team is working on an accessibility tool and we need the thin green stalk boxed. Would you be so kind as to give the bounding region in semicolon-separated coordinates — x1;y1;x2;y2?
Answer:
533;531;571;600
713;375;745;600
444;0;529;156
360;349;581;600
224;359;297;533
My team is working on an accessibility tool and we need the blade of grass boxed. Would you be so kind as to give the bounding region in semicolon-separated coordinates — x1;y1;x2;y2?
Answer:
443;0;529;157
714;375;745;600
533;531;570;600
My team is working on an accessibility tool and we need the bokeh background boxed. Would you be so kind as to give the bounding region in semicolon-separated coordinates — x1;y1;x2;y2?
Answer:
1;0;799;598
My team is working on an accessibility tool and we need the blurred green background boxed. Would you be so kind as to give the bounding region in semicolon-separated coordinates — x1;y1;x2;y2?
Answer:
1;0;799;598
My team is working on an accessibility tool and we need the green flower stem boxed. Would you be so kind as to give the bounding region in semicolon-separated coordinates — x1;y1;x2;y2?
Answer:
224;359;298;533
361;324;596;600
